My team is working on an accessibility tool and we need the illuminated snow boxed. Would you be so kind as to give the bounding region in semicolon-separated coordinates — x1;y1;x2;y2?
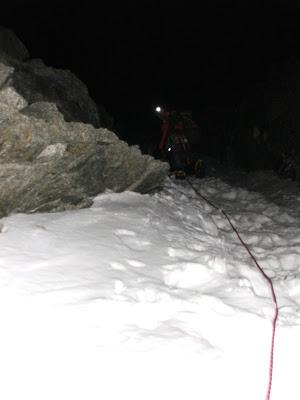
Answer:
0;173;299;399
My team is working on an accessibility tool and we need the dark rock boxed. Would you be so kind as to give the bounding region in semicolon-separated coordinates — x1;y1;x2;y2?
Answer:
200;57;300;181
0;26;29;61
0;24;111;128
9;58;101;127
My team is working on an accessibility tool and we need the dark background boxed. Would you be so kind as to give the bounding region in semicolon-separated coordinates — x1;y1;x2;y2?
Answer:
2;0;300;147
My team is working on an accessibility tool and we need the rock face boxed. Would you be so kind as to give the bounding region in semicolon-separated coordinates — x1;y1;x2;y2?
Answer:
0;55;103;128
0;26;29;61
11;58;102;127
0;102;169;217
0;25;110;128
0;28;169;218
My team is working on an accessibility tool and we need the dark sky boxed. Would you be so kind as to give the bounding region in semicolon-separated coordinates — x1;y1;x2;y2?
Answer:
2;0;300;143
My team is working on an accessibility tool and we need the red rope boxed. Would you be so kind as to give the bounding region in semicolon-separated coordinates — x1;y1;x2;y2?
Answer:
187;179;279;400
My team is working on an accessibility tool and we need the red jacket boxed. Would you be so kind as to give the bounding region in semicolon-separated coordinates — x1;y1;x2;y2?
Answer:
159;111;170;150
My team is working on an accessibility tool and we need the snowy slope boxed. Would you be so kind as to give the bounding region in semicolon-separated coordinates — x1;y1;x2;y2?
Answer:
0;174;299;400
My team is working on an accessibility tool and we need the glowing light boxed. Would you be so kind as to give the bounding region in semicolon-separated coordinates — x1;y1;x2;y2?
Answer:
155;106;161;113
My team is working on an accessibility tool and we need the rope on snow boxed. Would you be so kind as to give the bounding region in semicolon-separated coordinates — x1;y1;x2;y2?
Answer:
186;178;279;400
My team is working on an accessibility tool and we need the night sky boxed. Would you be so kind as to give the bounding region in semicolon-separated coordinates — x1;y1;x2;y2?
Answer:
2;0;300;144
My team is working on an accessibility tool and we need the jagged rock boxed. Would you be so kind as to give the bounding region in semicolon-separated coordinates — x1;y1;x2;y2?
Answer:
0;26;29;61
0;27;168;218
0;57;102;127
0;86;28;122
0;61;14;87
0;102;169;217
97;104;114;129
0;24;111;128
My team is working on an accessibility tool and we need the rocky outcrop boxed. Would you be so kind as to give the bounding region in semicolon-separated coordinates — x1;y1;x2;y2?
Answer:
0;26;29;61
0;25;111;128
0;28;169;218
0;102;169;217
0;55;103;127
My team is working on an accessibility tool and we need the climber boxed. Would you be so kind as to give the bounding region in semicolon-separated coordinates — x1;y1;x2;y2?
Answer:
156;106;190;178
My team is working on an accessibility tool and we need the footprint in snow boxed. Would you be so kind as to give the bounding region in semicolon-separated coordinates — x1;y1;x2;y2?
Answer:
115;229;136;236
127;259;146;268
110;261;126;271
166;225;181;232
115;229;151;251
167;247;198;260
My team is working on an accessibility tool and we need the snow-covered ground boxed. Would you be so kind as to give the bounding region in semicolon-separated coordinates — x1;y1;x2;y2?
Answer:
0;172;299;400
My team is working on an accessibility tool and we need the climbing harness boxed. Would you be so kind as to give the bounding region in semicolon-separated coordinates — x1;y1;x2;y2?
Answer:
186;178;279;400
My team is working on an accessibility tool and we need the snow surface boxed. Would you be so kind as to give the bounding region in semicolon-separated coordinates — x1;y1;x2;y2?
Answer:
0;172;299;400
